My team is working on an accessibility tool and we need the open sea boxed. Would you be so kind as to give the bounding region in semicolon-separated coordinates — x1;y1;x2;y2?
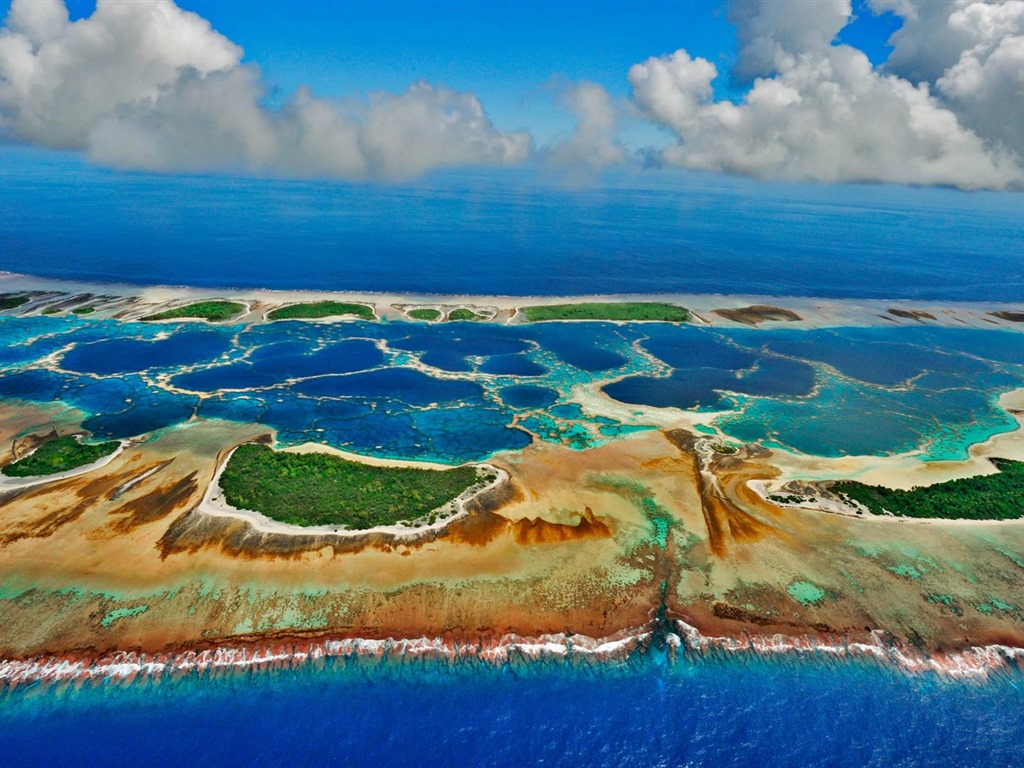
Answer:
3;148;1024;765
3;147;1024;301
4;656;1024;768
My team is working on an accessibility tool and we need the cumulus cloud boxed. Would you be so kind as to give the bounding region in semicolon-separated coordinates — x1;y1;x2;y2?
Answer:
877;1;1024;158
546;81;627;173
631;0;1024;189
3;0;1022;189
728;0;851;81
0;0;530;179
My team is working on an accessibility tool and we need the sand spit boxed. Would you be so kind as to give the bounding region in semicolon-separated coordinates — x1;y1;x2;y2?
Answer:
4;271;1024;330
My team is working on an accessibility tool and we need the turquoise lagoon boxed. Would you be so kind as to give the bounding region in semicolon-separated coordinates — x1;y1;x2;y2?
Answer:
1;314;1023;462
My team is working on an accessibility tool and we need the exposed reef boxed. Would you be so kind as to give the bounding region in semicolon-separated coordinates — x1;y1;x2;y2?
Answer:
4;273;1024;684
711;305;802;325
1;409;1024;680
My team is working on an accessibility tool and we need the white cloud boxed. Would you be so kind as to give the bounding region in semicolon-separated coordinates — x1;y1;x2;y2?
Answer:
884;1;1024;158
546;82;627;173
729;0;851;80
0;0;530;179
0;0;240;148
869;0;978;85
630;0;1024;189
2;0;1022;189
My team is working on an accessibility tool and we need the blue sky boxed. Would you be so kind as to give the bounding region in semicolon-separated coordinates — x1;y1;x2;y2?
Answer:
0;1;1020;190
47;0;898;143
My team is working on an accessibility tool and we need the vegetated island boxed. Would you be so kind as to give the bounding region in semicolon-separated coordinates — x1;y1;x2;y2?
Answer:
219;443;485;529
832;458;1024;521
267;301;374;321
1;435;120;478
518;302;689;323
447;308;483;321
141;301;245;323
407;308;442;322
0;295;29;311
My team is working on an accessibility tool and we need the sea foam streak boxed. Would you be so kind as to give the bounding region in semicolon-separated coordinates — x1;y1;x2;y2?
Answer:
3;622;1023;689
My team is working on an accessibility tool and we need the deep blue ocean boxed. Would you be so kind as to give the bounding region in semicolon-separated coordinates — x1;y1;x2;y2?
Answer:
2;147;1024;300
4;149;1024;765
3;658;1024;768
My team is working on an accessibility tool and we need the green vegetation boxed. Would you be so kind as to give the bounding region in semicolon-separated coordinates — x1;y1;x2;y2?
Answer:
219;444;482;528
447;308;483;322
407;308;442;321
833;458;1024;520
769;493;810;505
1;436;120;478
519;302;689;323
41;307;61;315
72;307;95;315
141;301;245;323
710;443;738;455
267;301;374;321
0;295;29;311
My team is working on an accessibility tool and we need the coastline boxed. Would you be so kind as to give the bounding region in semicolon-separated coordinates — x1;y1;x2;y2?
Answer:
3;270;1024;331
0;439;129;492
3;282;1024;689
2;617;1022;690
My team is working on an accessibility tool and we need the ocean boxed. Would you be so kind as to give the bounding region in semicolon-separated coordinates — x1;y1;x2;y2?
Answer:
3;656;1024;767
2;147;1024;301
4;148;1024;766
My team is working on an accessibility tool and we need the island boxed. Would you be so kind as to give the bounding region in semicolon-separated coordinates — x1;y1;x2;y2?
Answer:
267;301;374;321
1;435;120;478
406;307;442;321
517;301;689;322
141;300;245;322
1;275;1024;686
217;443;486;528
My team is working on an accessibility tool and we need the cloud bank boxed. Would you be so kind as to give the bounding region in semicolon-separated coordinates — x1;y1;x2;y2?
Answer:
629;0;1024;189
1;0;1022;188
0;0;529;179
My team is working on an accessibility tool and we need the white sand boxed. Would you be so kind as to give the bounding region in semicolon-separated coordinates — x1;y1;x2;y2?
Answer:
4;270;1024;330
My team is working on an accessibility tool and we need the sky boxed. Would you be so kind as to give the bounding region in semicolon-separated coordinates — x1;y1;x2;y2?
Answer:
0;0;1021;190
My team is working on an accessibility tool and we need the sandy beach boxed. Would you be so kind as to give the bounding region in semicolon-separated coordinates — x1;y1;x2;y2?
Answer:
4;270;1024;331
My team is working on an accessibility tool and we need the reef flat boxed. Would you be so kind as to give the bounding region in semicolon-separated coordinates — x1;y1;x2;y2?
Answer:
3;275;1024;684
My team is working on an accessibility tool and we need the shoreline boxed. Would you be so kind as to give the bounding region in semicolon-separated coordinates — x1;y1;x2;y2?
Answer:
2;619;1021;690
3;270;1024;331
0;439;129;492
198;443;510;539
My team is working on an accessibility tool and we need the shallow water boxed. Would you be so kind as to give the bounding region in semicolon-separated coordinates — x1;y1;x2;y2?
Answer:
1;315;1022;461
